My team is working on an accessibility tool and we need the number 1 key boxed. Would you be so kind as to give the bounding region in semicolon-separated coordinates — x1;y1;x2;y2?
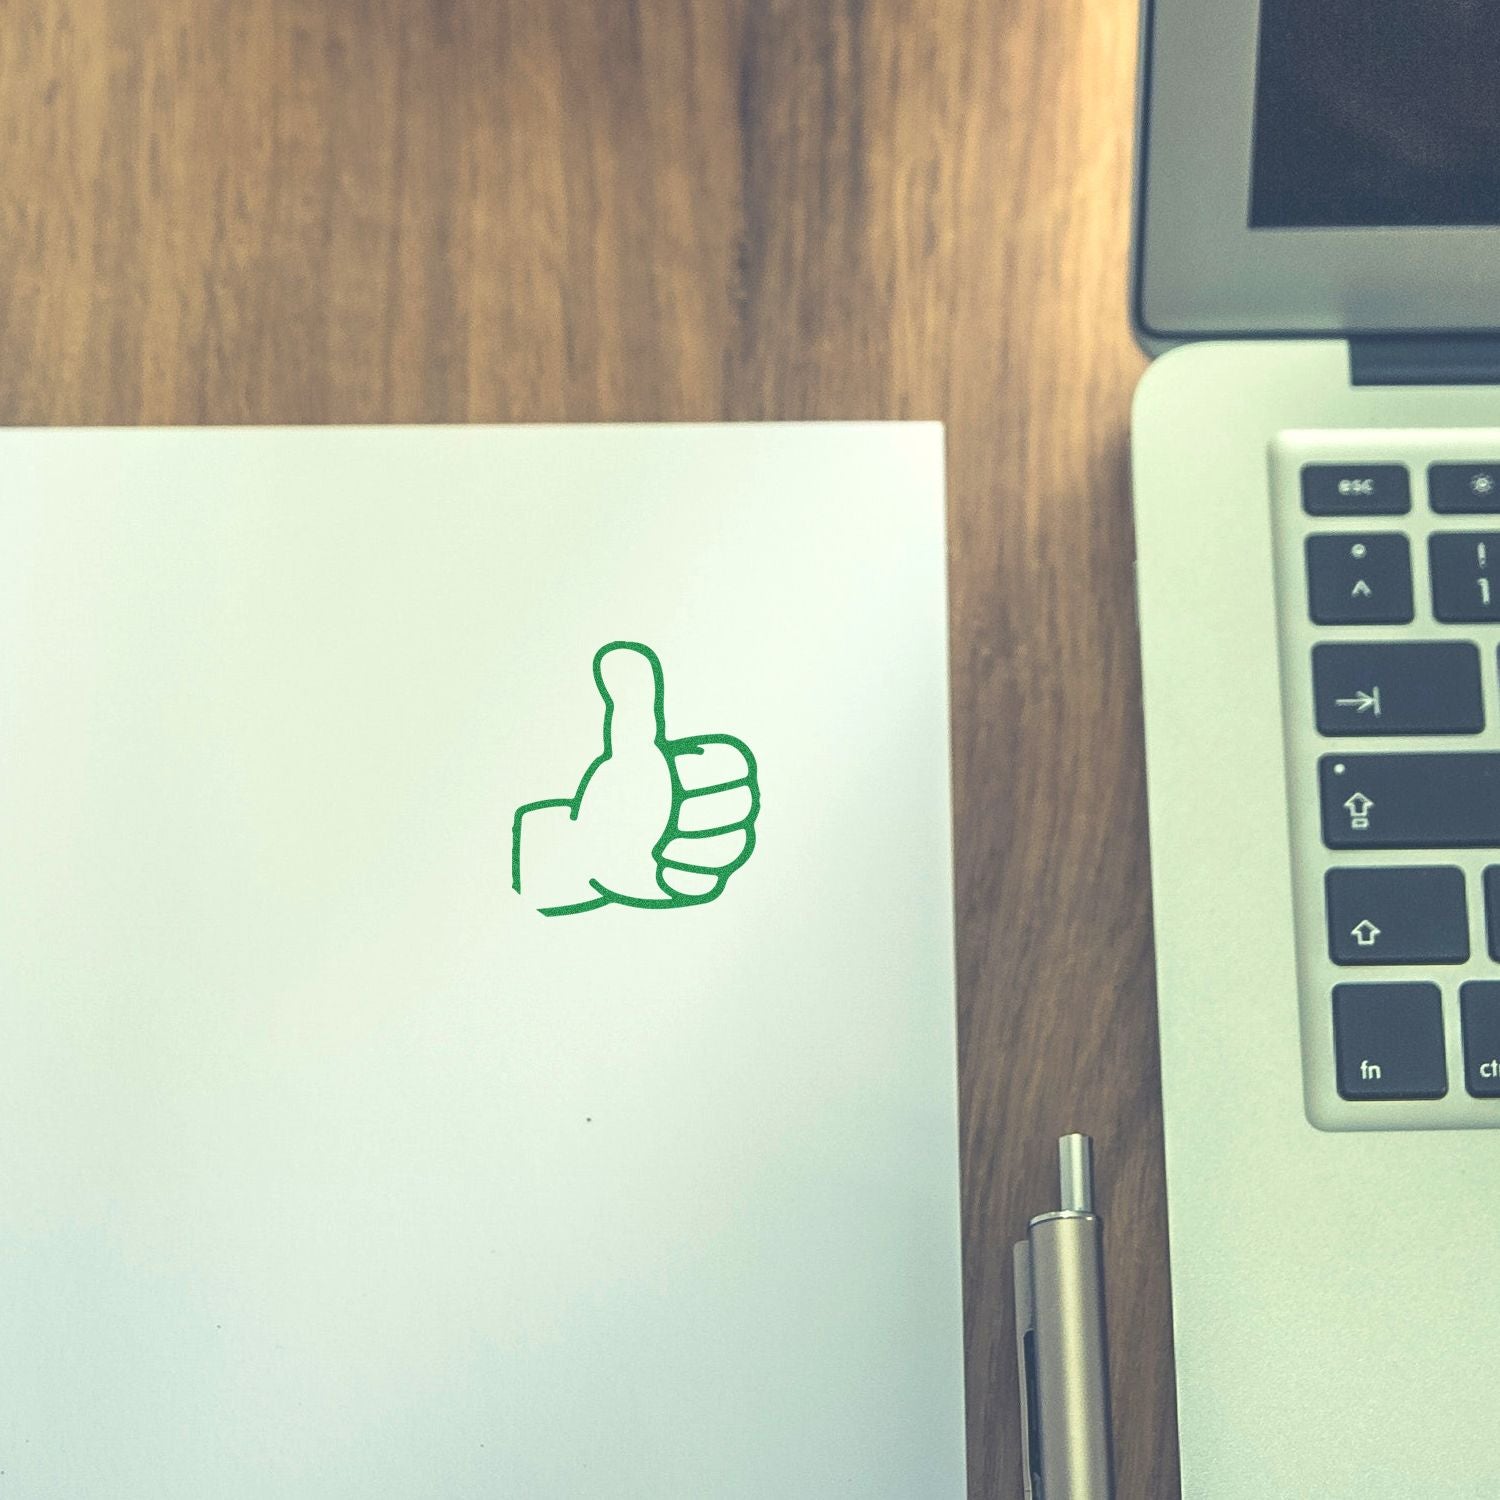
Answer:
1431;532;1500;622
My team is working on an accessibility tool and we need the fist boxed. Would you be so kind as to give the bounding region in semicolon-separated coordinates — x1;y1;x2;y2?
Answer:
512;643;760;916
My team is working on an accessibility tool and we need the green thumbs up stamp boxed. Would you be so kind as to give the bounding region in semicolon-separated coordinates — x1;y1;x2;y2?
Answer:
511;642;760;916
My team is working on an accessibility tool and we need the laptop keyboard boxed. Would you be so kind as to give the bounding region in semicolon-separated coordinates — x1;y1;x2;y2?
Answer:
1273;437;1500;1129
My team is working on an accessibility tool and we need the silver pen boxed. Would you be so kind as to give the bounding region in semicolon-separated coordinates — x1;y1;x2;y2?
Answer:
1012;1134;1115;1500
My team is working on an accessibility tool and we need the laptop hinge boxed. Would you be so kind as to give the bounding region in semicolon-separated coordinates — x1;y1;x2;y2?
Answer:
1350;334;1500;388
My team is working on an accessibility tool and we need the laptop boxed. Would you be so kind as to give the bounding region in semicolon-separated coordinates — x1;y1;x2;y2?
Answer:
0;424;967;1498
1131;3;1500;1495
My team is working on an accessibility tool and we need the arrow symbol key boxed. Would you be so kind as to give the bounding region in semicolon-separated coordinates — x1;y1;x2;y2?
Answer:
1312;642;1482;737
1325;866;1468;965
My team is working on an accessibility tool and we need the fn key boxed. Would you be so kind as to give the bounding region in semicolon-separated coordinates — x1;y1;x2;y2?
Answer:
1333;983;1447;1100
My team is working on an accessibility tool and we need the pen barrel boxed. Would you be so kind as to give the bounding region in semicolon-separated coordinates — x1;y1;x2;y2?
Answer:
1029;1212;1114;1500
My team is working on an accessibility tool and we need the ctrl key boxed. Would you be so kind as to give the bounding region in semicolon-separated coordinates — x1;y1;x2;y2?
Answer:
1460;983;1500;1098
1333;983;1447;1100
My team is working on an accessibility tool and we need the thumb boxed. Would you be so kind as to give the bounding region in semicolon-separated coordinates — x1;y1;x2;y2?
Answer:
594;642;666;756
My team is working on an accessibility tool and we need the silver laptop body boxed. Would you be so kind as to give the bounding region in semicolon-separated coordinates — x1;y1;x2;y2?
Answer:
1132;2;1500;1494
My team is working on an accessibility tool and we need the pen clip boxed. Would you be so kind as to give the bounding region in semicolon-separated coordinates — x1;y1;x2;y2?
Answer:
1012;1239;1043;1500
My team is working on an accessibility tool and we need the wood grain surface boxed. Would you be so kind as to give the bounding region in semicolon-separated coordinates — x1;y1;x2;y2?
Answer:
0;3;1172;1494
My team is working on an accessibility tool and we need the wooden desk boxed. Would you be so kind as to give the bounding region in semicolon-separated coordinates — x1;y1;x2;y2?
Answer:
0;3;1172;1493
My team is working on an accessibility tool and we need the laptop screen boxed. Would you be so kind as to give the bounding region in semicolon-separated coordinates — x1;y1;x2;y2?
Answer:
1250;0;1500;229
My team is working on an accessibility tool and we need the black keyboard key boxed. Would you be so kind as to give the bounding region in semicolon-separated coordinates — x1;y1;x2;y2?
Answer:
1485;868;1500;962
1302;464;1410;516
1430;463;1500;514
1319;752;1500;848
1430;532;1500;622
1460;982;1500;1097
1325;867;1468;965
1306;535;1413;625
1333;983;1447;1100
1311;642;1482;736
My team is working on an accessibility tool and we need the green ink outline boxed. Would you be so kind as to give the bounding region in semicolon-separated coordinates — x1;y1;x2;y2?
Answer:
512;642;759;917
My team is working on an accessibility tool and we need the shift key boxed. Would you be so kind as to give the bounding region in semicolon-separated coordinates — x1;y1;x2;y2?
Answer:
1321;753;1500;848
